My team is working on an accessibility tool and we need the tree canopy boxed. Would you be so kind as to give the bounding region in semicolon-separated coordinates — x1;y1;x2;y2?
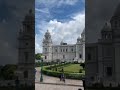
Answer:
35;53;42;60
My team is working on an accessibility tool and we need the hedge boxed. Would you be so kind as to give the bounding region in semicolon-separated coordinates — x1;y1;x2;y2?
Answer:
42;66;85;80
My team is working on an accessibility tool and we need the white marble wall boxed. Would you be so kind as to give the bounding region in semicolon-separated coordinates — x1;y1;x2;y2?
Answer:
42;30;85;62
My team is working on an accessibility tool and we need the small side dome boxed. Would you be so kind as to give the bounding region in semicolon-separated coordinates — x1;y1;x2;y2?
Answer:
45;30;50;35
81;28;85;36
23;9;34;23
60;40;64;45
102;22;111;32
77;36;81;40
77;36;81;43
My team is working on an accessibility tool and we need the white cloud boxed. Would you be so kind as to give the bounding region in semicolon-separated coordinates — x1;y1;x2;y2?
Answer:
48;12;85;44
58;0;78;6
35;8;50;14
36;0;79;7
35;12;85;53
35;34;43;54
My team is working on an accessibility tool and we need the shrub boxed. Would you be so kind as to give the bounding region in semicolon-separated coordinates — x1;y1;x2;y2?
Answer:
80;63;85;69
79;69;83;73
42;66;85;80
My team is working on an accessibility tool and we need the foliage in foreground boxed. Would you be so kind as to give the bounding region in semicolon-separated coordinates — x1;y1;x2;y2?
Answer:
42;63;85;80
0;64;17;80
35;53;42;60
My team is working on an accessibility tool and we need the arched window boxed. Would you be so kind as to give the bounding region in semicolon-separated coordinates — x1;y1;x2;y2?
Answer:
63;55;65;59
24;52;28;62
71;48;73;52
45;48;47;52
88;53;91;60
24;70;28;78
106;67;112;76
66;49;67;52
26;43;28;45
105;34;108;39
55;49;57;52
79;54;82;58
45;56;47;59
114;21;118;27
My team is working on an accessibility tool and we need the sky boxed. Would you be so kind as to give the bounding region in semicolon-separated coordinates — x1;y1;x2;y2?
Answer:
0;0;34;65
1;0;119;65
35;0;85;53
86;0;120;43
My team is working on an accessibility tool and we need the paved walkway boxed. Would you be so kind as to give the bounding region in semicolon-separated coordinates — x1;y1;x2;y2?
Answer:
35;83;84;90
35;67;83;86
35;67;84;90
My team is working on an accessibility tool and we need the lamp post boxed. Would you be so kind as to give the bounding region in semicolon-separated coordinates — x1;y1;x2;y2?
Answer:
40;56;44;82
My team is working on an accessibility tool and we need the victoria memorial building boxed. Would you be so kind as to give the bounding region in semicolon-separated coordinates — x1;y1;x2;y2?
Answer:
42;29;85;63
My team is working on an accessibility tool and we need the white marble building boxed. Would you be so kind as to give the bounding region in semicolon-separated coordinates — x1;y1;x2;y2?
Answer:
17;9;35;86
42;30;85;62
86;4;120;87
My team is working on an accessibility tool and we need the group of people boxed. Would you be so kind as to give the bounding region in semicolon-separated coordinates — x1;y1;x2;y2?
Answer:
59;73;66;83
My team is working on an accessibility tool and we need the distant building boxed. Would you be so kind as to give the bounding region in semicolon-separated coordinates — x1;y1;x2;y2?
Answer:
86;4;120;87
17;9;35;86
42;29;85;62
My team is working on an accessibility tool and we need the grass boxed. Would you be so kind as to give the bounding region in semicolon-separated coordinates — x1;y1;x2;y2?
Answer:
47;63;84;73
63;64;83;73
41;63;85;80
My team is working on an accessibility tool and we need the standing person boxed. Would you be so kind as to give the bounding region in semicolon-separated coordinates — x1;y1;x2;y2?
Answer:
63;75;65;83
62;73;65;83
82;78;85;89
15;77;20;90
59;74;61;81
35;69;37;79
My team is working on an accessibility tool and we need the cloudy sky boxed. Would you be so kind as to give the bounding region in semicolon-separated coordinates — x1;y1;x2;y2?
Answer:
35;0;85;53
86;0;120;43
0;0;34;65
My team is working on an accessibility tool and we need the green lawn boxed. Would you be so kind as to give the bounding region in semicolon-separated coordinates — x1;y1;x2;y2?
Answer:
53;64;84;73
63;64;83;73
40;63;85;74
41;63;85;80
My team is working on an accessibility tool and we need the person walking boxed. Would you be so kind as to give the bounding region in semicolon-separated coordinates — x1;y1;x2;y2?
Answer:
59;74;62;81
62;74;65;83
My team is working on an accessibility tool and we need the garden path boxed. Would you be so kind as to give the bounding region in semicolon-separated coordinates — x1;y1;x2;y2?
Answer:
35;67;83;86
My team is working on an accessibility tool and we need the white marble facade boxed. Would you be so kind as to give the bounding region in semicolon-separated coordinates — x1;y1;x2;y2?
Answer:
42;30;85;62
17;9;35;86
85;4;120;87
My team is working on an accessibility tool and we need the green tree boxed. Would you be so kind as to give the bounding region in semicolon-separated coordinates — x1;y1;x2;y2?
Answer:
1;64;17;80
35;53;42;60
80;63;85;69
